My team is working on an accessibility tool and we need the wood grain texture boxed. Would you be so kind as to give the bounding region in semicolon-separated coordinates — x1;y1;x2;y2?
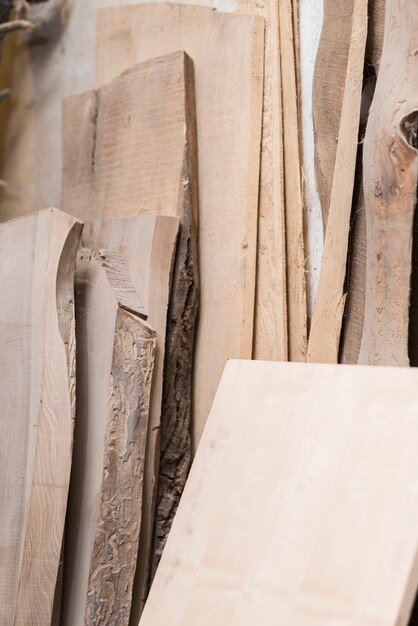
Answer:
95;4;264;453
60;215;179;626
140;360;418;626
236;0;287;361
0;207;81;625
279;0;307;361
61;50;197;614
358;0;418;366
85;307;156;626
307;0;367;363
312;0;356;227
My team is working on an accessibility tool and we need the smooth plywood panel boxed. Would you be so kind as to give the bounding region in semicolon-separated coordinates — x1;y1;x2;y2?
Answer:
0;208;81;625
95;3;264;453
141;360;418;626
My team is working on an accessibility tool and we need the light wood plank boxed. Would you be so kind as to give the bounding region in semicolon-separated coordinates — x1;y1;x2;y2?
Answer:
279;0;307;361
140;360;418;626
358;0;418;365
236;0;287;361
60;215;179;626
95;3;264;453
307;0;367;363
0;208;82;625
61;50;197;612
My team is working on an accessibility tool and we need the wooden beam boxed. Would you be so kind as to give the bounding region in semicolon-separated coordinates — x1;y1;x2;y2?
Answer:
359;0;418;365
0;208;81;625
307;0;367;363
140;360;418;626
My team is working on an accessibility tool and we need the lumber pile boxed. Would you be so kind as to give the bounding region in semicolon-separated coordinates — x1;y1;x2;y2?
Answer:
1;0;418;624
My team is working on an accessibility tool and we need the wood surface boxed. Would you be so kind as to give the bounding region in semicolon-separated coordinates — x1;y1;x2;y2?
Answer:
140;359;418;626
312;0;356;228
307;0;367;363
278;0;307;361
61;50;198;613
0;207;81;625
60;215;179;626
96;4;264;455
236;0;287;361
358;0;418;366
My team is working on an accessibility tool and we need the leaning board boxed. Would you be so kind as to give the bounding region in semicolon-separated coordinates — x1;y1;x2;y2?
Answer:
96;4;264;452
140;360;418;626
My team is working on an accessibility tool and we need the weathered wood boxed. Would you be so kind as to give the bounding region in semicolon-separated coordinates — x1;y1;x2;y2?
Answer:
60;215;179;626
61;50;198;614
0;208;81;625
85;307;156;626
96;5;264;459
140;360;418;626
279;0;307;361
358;0;418;365
236;0;287;360
307;0;367;363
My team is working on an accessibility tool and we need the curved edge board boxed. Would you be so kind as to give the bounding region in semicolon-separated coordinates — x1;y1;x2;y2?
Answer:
0;208;82;625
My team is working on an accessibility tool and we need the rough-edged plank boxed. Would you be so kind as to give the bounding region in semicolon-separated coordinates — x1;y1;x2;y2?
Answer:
237;0;287;361
358;0;418;366
0;207;81;625
279;0;307;361
60;215;179;626
140;360;418;626
307;0;367;363
95;4;264;454
61;50;197;614
85;306;156;626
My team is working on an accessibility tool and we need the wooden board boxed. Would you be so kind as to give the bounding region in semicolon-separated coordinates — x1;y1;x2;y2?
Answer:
140;359;418;626
236;0;287;361
60;215;179;626
358;0;418;366
61;50;197;611
279;0;307;361
307;0;367;363
0;207;81;625
95;3;264;453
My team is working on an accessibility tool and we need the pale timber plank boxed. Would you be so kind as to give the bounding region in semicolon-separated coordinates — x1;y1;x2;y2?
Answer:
358;0;418;365
307;0;367;363
95;4;264;453
60;215;179;626
0;208;81;625
61;51;197;613
140;360;418;626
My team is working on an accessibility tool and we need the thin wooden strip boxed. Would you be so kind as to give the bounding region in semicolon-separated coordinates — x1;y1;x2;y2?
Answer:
279;0;307;361
237;0;287;361
140;360;418;626
358;0;418;365
0;208;81;625
307;0;367;363
60;215;179;626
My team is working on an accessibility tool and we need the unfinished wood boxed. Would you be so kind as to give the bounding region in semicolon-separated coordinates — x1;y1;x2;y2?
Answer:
307;0;367;363
312;0;357;227
279;0;307;361
0;208;81;625
62;50;197;613
96;4;264;456
236;0;287;361
85;306;155;626
358;0;418;366
140;360;418;626
60;215;178;626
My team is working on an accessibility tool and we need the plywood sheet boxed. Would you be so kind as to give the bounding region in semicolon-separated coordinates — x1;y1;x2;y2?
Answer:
95;3;264;452
61;51;197;610
140;359;418;626
0;207;81;625
60;215;179;626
